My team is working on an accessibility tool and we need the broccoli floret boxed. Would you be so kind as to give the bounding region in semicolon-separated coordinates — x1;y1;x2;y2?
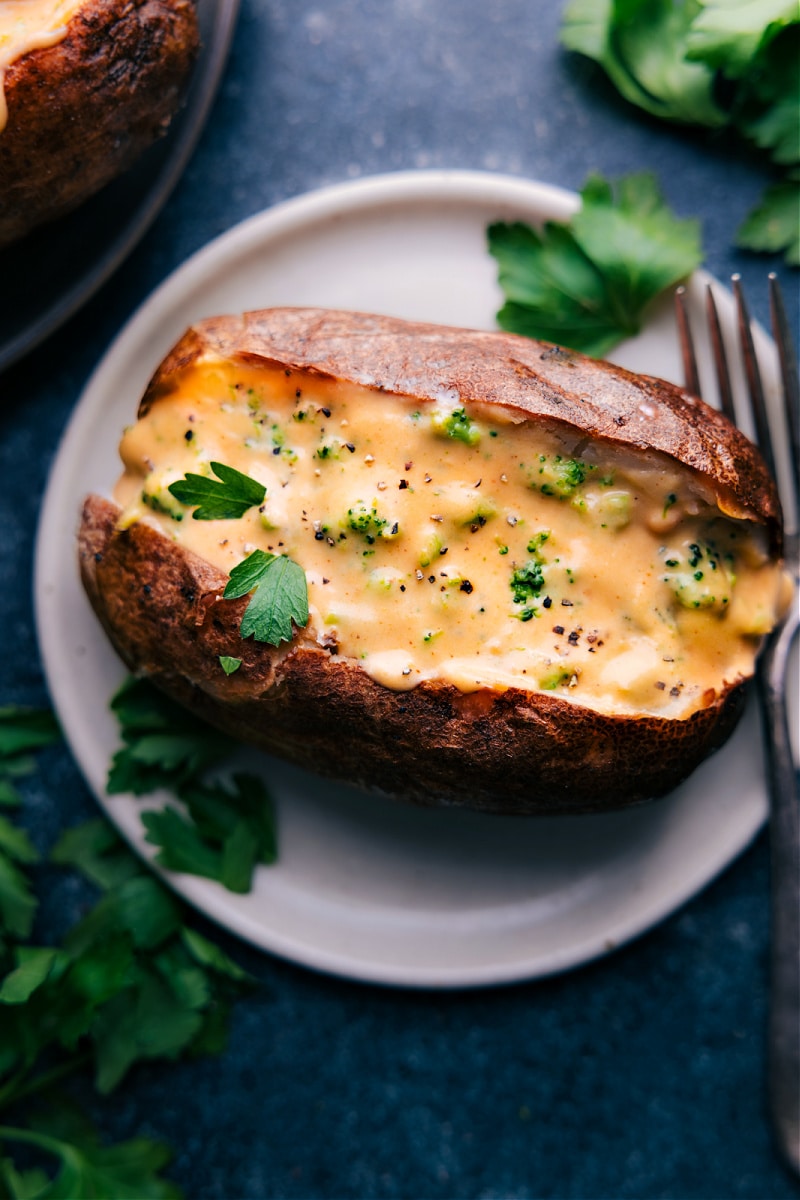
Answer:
430;407;481;446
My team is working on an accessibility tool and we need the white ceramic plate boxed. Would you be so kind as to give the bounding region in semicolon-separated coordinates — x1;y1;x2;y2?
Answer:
35;170;783;989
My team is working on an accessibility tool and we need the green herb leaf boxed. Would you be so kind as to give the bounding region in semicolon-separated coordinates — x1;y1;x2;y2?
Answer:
106;679;279;894
0;1125;181;1199
143;774;276;894
107;678;234;796
167;461;266;520
489;172;702;357
0;718;254;1196
737;172;800;264
0;708;60;764
141;808;224;882
561;0;725;126
65;876;182;958
686;0;797;78
50;819;141;892
570;173;702;320
179;927;251;982
0;948;58;1005
561;0;800;264
735;26;800;166
91;965;206;1094
224;550;309;646
0;816;38;867
218;656;242;675
0;779;21;808
0;853;37;941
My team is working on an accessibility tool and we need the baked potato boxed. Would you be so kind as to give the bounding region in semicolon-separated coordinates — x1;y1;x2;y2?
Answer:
78;308;785;815
0;0;199;247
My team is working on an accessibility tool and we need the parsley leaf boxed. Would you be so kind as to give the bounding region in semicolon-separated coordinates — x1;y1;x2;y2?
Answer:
0;715;253;1200
686;0;798;78
106;678;234;796
224;549;310;645
0;707;60;762
488;172;701;357
561;0;800;263
106;678;278;895
142;774;276;894
561;0;725;126
0;1125;181;1200
167;462;265;520
0;707;58;942
737;171;800;264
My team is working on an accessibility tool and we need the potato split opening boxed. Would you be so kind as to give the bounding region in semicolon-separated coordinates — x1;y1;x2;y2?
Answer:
115;356;784;720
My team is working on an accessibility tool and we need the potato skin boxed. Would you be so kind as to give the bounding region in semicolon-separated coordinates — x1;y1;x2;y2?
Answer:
77;308;782;814
0;0;199;247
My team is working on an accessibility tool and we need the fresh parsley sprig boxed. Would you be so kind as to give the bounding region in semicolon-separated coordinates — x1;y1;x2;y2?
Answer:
488;172;702;357
224;550;310;645
143;773;277;895
167;462;266;520
561;0;800;264
107;678;278;896
0;707;60;943
167;462;310;647
106;678;235;797
0;706;252;1200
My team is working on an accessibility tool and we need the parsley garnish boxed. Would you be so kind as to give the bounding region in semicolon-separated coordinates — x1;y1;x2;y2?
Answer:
106;678;234;797
0;707;60;940
168;462;266;520
0;706;251;1198
488;172;702;357
224;550;309;645
106;678;278;896
143;774;277;895
166;462;309;647
561;1;800;264
736;171;799;264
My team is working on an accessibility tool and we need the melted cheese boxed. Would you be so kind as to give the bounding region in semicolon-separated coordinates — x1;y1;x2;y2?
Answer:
0;0;83;131
114;359;785;719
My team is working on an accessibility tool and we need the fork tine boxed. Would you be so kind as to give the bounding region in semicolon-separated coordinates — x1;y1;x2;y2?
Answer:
732;274;778;485
705;285;736;424
769;273;800;518
675;285;701;397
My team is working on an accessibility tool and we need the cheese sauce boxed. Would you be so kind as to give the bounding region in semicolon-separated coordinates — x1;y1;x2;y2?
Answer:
115;359;785;719
0;0;83;130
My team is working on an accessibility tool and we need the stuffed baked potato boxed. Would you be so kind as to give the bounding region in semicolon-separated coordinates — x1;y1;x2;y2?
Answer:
0;0;199;247
78;308;785;814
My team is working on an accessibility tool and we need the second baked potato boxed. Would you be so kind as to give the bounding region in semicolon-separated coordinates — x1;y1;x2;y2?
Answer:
0;0;199;247
79;308;785;814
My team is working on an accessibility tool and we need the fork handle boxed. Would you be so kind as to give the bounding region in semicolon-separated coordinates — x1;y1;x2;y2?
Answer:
760;610;800;1175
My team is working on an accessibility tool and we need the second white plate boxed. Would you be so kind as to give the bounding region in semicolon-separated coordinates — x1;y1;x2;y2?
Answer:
35;170;778;988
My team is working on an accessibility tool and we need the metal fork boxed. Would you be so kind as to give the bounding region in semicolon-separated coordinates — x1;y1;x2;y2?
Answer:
675;276;799;1176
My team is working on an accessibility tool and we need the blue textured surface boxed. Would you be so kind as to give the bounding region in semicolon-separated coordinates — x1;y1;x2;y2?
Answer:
1;1;799;1196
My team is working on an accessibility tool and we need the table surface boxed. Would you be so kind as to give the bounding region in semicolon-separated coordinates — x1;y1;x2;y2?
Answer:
2;2;798;1197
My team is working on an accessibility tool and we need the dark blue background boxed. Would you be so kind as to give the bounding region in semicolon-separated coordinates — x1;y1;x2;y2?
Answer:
2;2;798;1196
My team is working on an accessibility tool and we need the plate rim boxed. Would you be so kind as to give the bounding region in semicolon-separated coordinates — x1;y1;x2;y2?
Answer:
34;168;770;989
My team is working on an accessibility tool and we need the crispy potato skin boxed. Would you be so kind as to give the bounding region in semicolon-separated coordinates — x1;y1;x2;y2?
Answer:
77;309;782;814
0;0;199;247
